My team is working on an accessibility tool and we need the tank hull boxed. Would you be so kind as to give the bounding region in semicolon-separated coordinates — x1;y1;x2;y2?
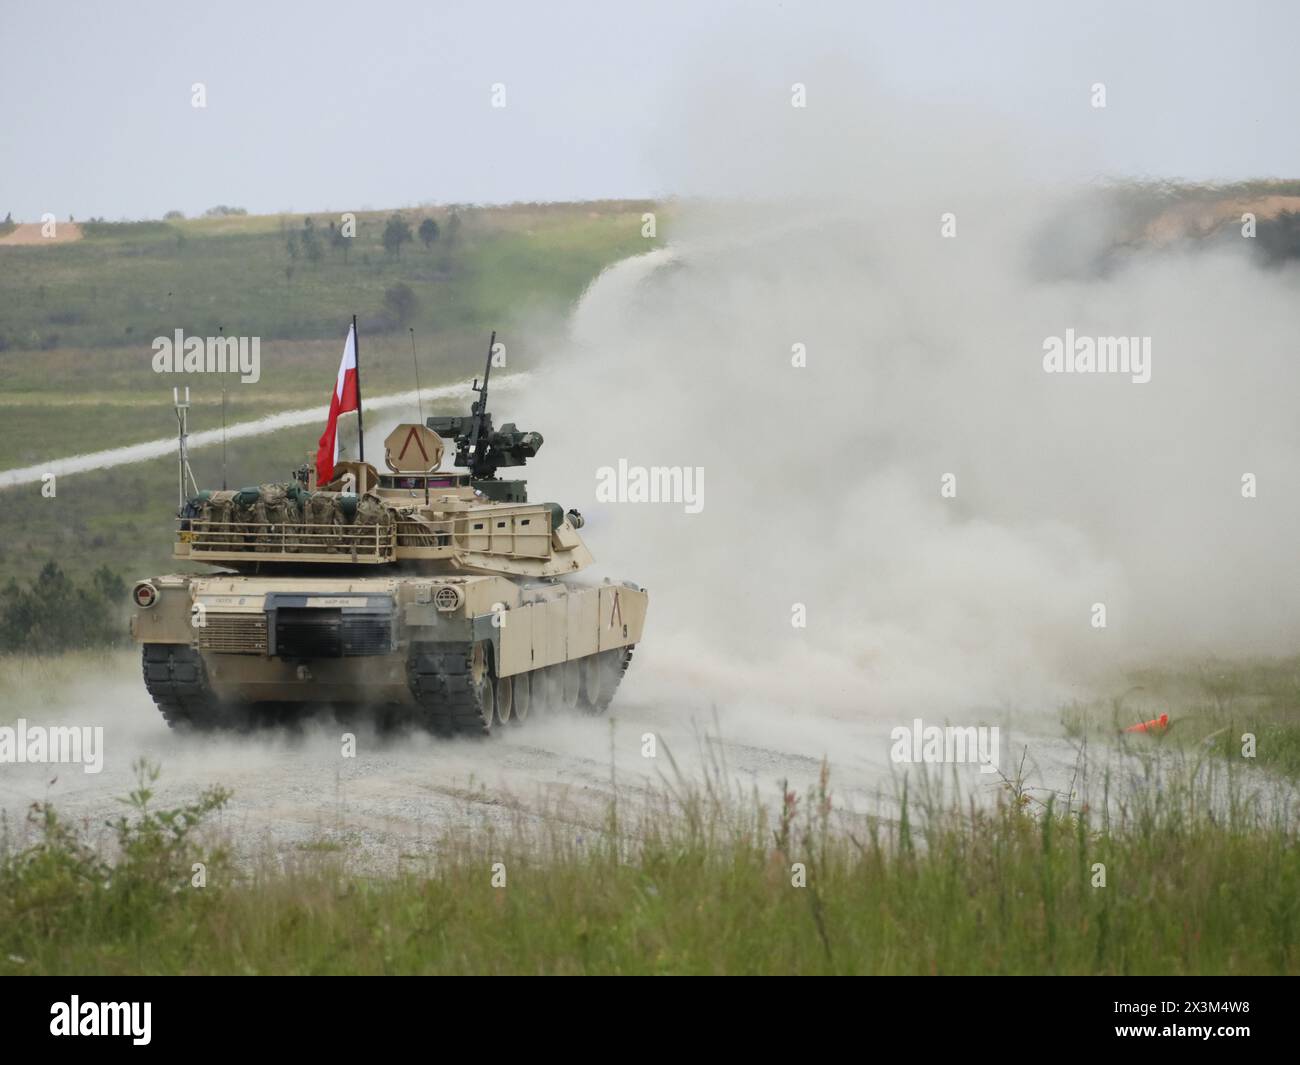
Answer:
132;573;646;734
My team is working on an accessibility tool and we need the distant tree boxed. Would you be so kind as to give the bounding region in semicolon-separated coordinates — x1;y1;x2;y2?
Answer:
301;217;323;264
445;210;462;245
203;205;248;217
0;560;127;653
91;565;126;605
382;213;413;259
3;211;11;224
418;217;440;250
164;209;185;220
383;283;418;325
329;220;351;264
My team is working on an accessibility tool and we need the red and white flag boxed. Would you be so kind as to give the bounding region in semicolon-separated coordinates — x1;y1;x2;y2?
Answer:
315;323;360;484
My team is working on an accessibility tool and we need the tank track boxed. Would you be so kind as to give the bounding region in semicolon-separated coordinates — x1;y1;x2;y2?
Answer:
141;644;238;731
406;642;635;735
587;646;634;714
142;642;636;736
406;643;494;736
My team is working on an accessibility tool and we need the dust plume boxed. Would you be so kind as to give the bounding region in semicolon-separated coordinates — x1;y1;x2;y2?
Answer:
512;62;1300;728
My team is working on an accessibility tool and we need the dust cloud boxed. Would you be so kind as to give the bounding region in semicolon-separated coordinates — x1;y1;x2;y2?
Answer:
511;61;1300;732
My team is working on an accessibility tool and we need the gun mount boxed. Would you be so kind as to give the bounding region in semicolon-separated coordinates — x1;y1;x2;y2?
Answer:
426;331;542;480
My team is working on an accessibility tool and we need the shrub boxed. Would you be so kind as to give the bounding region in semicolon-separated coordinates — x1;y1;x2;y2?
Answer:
382;283;418;326
382;214;413;259
0;561;127;654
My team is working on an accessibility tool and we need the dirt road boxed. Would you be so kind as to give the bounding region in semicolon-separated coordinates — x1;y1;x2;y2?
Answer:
0;651;1050;872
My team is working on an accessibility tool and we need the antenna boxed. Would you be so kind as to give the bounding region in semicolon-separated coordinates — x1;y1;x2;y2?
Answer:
409;327;430;505
173;386;198;509
221;388;228;490
409;327;424;423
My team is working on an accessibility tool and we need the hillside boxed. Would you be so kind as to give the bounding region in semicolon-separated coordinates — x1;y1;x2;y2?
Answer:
0;200;664;586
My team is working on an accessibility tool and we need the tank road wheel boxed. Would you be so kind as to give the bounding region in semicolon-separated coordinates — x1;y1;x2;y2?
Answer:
511;671;531;724
534;664;563;714
561;660;581;710
494;674;513;725
406;641;498;736
578;647;635;715
579;654;603;712
141;644;244;732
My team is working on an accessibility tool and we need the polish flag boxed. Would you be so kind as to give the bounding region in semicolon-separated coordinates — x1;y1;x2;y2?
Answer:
315;323;359;484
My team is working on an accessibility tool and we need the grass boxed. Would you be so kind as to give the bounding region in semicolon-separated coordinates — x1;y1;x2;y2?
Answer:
1;729;1297;975
1062;656;1300;780
0;202;661;357
0;650;129;716
0;199;664;586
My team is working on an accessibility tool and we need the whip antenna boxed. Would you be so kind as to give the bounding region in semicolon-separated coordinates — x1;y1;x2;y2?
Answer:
409;327;425;423
221;387;228;490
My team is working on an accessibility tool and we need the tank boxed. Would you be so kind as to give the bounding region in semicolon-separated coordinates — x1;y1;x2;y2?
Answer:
129;345;648;735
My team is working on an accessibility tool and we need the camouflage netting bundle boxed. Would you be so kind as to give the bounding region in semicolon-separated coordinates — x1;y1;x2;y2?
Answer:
185;486;391;553
303;491;345;552
189;484;303;550
194;490;239;547
353;493;395;553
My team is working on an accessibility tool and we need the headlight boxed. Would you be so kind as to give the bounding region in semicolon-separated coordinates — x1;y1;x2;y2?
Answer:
132;581;159;608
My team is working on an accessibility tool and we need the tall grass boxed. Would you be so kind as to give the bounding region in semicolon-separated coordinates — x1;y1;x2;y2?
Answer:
1;740;1296;975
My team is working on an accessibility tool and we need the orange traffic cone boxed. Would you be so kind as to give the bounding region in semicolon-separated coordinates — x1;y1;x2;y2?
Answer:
1123;712;1169;734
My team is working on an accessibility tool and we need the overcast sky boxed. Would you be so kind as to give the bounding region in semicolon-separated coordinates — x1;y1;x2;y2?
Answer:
2;0;1297;220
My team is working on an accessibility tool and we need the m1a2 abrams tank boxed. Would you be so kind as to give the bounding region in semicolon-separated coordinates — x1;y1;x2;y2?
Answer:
129;345;648;735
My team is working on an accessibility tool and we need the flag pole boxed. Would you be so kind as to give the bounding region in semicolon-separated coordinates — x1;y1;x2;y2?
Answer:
352;313;365;464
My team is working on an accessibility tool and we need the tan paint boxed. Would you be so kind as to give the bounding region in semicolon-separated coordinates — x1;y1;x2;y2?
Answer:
137;406;648;709
383;423;444;472
490;583;647;679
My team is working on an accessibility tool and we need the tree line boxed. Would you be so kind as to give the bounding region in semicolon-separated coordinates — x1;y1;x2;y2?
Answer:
0;561;128;654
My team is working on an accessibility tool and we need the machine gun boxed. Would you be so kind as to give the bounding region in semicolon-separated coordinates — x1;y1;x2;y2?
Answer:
427;331;543;480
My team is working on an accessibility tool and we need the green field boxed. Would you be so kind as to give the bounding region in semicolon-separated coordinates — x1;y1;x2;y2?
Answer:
0;203;660;358
0;200;665;586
